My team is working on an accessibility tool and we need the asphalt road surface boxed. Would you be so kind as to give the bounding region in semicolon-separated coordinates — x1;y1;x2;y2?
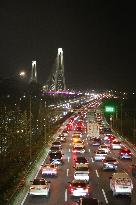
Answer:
23;111;136;205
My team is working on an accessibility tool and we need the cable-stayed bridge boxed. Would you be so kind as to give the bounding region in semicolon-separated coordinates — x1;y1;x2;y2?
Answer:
30;48;66;92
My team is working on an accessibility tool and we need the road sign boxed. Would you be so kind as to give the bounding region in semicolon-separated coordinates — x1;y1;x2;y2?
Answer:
105;106;115;113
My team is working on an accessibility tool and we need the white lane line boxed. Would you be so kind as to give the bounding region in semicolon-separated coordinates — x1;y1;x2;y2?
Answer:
89;149;90;152
21;192;28;205
68;156;70;162
69;148;71;152
102;188;109;204
95;169;99;177
65;189;68;201
67;169;69;176
91;157;94;163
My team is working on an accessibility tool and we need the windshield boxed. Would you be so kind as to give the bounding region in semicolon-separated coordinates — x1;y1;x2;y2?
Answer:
33;179;46;185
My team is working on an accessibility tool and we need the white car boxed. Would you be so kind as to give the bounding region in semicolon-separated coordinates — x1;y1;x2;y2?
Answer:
102;156;118;170
74;166;89;181
98;144;110;153
111;141;122;150
29;178;51;197
52;141;62;148
72;146;85;154
42;163;58;176
69;180;90;197
94;149;107;161
110;172;133;197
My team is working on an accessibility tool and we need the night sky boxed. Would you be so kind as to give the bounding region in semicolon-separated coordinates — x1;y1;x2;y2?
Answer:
0;1;136;90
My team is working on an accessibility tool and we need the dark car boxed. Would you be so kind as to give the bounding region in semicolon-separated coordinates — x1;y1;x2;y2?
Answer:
74;156;89;168
71;197;101;205
49;151;64;165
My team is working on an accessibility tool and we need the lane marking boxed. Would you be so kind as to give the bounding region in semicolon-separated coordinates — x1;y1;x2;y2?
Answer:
67;169;69;176
68;156;70;162
95;169;99;177
91;157;94;163
89;149;90;152
102;188;109;204
65;189;68;201
69;148;71;152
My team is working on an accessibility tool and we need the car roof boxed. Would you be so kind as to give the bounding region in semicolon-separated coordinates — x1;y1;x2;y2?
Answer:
112;172;129;178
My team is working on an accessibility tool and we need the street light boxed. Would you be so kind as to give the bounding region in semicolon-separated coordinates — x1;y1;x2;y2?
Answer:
19;71;26;78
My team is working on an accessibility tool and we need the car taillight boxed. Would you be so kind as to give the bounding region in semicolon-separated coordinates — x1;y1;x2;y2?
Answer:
120;152;123;155
129;152;132;155
83;187;89;192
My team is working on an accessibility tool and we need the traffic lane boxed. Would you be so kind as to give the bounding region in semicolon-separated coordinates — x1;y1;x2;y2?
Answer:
89;148;136;205
67;147;107;205
24;167;68;205
23;135;72;205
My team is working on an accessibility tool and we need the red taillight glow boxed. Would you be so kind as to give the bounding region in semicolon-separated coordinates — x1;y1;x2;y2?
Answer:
70;188;74;192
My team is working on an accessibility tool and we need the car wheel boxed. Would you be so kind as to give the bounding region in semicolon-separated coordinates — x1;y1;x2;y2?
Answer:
46;190;50;198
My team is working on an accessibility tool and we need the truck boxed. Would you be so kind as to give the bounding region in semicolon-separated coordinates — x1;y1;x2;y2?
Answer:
109;172;133;197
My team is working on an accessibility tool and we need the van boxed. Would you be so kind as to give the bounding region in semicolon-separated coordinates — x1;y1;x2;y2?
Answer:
109;172;133;197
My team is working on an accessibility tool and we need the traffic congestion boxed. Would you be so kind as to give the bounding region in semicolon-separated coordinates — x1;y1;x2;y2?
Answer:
23;100;136;205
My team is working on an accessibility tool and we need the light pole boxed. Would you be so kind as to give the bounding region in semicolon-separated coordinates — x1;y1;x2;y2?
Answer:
29;95;32;161
121;102;123;134
44;101;47;144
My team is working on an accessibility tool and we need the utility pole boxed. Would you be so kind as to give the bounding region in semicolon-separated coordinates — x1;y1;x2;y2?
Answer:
121;102;123;135
133;117;136;144
29;95;32;161
44;101;47;144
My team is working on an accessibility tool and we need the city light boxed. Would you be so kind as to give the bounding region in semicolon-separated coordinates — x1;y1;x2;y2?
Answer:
19;71;26;77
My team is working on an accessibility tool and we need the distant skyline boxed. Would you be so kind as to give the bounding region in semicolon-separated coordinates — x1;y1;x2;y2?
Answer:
0;1;136;90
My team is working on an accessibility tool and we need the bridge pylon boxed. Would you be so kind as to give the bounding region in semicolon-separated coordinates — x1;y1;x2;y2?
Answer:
30;61;37;83
45;48;66;91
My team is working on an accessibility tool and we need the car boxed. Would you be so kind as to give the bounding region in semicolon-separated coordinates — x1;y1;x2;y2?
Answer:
101;127;112;135
74;166;89;181
132;164;136;177
109;172;133;197
103;134;116;142
41;163;58;176
73;131;83;137
119;148;132;159
98;144;110;153
51;141;62;148
73;139;84;147
68;180;91;197
49;151;64;165
72;197;102;205
92;138;101;146
94;149;107;161
62;130;69;137
66;123;73;131
111;140;122;150
72;146;85;154
57;134;66;142
29;178;51;197
49;146;62;153
72;135;82;143
74;156;89;168
102;156;118;170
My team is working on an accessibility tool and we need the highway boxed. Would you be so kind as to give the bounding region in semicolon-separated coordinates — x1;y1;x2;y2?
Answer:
22;109;136;205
